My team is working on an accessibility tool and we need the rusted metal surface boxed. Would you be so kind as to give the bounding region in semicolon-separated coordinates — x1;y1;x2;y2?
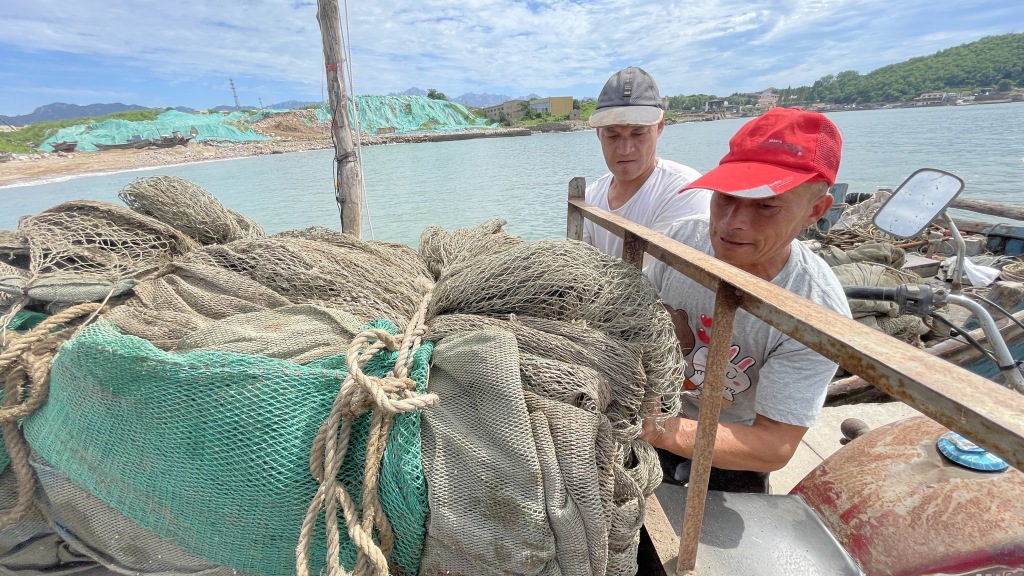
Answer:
569;197;1024;472
827;310;1024;406
792;416;1024;575
677;284;740;573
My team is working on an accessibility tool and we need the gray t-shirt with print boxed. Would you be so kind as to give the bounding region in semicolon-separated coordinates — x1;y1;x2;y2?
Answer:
646;216;852;427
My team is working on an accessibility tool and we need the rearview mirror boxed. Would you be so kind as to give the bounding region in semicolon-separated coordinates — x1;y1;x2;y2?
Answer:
872;168;965;239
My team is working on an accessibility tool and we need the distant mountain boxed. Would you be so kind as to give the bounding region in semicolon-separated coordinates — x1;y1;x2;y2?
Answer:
267;100;322;110
173;106;197;113
211;105;257;112
0;102;152;125
453;92;514;108
385;88;514;107
389;87;427;97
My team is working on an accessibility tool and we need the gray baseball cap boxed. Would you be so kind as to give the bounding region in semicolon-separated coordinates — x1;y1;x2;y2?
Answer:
588;66;667;128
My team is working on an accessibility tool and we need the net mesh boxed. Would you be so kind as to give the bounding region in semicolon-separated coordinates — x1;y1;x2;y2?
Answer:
2;177;686;576
23;319;433;576
119;176;265;245
417;223;683;575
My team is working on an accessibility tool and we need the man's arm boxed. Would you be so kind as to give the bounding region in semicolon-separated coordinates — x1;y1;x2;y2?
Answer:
641;413;807;473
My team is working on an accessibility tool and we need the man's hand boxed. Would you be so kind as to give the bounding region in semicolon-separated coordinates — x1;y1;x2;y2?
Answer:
640;414;665;448
640;400;696;456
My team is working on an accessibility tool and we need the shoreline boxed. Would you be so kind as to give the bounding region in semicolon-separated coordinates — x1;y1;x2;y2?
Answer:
0;127;543;189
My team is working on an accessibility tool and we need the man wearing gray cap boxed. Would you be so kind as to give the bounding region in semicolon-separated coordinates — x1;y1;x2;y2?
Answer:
583;66;710;258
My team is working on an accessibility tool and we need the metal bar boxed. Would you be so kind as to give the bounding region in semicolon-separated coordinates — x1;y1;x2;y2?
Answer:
677;284;740;573
566;177;586;241
569;197;1024;471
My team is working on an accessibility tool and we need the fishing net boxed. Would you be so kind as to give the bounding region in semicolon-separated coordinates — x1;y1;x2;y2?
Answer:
119;175;265;245
418;227;682;575
23;319;433;576
9;200;199;303
1;178;686;576
419;217;525;278
832;262;929;344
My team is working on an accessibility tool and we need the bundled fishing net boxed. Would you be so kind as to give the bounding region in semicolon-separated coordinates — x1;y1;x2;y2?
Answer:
4;201;198;303
119;175;264;244
102;231;432;358
418;224;683;575
818;241;907;269
0;179;686;576
419;217;525;278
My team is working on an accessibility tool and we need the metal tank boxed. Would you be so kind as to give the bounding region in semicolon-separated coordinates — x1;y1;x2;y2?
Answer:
791;416;1024;576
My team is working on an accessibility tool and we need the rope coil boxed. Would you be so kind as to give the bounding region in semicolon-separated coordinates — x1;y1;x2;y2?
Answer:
297;285;438;576
0;302;104;526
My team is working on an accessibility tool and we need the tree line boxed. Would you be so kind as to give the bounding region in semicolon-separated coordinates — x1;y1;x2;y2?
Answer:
666;33;1023;110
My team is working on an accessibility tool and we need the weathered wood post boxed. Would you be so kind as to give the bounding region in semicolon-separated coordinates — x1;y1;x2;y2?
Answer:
316;0;363;237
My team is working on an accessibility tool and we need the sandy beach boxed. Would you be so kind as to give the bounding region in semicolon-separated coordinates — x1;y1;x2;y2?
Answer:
0;107;560;188
0;139;338;188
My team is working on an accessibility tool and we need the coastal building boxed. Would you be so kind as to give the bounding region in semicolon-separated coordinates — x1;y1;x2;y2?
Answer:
481;100;528;122
705;99;727;112
528;97;573;117
481;96;574;122
912;92;956;106
756;88;778;110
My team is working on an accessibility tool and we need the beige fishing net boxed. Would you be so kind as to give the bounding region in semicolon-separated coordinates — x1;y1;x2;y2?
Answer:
0;176;686;576
418;225;682;575
119;175;264;244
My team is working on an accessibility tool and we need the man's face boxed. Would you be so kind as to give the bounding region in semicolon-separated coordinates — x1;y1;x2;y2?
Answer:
597;121;664;184
709;183;832;280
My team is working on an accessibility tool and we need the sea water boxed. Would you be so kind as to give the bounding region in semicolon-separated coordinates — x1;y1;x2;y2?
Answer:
1;103;1022;247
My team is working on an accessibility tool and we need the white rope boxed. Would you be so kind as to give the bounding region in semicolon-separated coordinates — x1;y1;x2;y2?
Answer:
339;0;375;240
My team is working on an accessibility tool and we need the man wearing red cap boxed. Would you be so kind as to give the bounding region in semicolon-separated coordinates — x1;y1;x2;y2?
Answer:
641;107;853;493
583;67;711;258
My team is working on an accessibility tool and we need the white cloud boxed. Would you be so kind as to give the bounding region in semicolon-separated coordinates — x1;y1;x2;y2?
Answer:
0;0;1019;113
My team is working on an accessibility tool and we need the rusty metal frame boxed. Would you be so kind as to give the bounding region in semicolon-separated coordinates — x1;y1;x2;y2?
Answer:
566;177;1024;574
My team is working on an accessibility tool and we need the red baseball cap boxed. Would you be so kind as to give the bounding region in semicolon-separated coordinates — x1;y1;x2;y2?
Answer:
681;107;842;198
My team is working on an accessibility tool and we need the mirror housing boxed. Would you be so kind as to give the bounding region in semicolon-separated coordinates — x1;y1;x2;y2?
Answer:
872;168;965;239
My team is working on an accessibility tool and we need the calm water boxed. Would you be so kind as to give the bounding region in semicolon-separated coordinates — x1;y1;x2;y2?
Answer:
2;103;1022;247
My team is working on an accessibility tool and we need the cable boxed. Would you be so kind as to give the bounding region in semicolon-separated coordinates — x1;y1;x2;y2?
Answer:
971;293;1024;333
929;312;998;365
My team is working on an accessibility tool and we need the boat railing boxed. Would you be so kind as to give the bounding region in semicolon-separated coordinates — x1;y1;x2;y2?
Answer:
565;176;1024;574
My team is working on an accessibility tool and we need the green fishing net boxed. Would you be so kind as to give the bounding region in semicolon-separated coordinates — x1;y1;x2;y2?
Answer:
23;318;432;576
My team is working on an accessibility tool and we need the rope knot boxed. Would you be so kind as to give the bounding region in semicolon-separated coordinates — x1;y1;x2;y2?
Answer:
299;288;437;576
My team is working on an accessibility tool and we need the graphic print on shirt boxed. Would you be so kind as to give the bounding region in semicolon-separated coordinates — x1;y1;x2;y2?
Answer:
678;311;756;404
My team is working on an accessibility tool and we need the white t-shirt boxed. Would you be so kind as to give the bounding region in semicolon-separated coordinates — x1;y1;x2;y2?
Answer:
645;216;852;428
582;158;709;258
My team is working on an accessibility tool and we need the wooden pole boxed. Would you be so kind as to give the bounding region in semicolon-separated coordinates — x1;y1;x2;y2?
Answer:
567;177;586;241
316;0;363;237
951;198;1024;223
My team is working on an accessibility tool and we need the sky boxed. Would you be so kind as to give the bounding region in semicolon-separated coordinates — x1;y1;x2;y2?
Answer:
0;0;1020;116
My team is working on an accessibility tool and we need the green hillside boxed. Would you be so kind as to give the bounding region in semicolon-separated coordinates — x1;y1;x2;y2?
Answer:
807;33;1023;104
668;33;1024;109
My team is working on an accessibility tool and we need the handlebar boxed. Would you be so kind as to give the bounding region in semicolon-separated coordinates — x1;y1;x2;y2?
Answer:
843;286;900;301
843;284;943;317
844;283;1024;392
